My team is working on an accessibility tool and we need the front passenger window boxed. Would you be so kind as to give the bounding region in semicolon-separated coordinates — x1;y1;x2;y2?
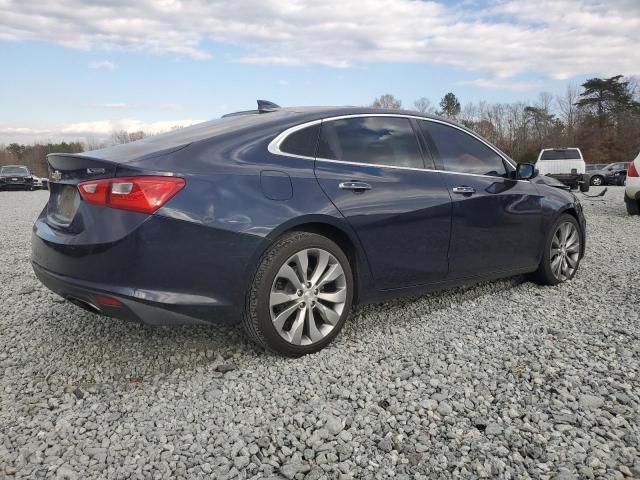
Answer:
420;121;507;177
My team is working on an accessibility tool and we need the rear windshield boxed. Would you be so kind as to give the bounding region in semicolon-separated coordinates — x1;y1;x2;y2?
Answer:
0;166;29;175
540;149;582;160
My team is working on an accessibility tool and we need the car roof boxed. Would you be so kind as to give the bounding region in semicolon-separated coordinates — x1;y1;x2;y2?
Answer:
73;106;455;163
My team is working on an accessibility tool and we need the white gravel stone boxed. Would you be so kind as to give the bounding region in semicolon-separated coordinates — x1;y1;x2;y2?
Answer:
0;188;639;479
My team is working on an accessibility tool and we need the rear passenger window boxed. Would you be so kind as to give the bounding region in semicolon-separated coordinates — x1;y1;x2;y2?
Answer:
317;117;423;169
279;123;320;157
420;121;507;177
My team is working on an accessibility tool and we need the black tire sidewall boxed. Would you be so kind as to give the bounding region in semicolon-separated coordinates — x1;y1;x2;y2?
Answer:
626;196;640;215
252;233;354;356
590;175;603;186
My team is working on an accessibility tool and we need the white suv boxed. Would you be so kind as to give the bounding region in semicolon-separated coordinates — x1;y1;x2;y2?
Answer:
536;148;586;189
624;152;640;215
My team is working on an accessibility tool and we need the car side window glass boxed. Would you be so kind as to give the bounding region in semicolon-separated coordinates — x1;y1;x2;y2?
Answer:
420;121;507;177
279;123;321;157
317;117;423;169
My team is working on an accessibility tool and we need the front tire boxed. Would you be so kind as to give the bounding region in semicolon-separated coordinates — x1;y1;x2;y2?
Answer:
533;214;582;285
242;231;354;356
590;175;604;186
626;196;640;215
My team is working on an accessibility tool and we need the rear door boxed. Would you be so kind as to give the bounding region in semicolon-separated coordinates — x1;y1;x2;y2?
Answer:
314;115;452;290
418;120;543;278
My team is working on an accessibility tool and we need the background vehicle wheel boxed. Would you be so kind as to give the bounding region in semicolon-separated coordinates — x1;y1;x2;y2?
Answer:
590;175;604;186
626;197;640;215
533;214;582;286
243;231;354;356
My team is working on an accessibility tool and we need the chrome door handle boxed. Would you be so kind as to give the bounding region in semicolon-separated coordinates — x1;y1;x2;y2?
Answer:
452;186;475;194
339;181;372;191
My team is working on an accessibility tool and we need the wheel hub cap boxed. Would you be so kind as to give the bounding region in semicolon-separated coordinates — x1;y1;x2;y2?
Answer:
269;248;347;346
550;222;580;281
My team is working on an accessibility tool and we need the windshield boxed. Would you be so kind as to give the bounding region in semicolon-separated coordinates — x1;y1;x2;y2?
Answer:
0;166;29;175
540;149;582;160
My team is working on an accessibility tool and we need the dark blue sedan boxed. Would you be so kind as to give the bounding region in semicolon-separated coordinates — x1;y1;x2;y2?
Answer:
32;101;586;356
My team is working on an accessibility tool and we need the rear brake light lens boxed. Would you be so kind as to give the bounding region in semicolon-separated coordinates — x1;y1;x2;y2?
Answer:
78;176;185;214
628;162;639;177
95;294;124;307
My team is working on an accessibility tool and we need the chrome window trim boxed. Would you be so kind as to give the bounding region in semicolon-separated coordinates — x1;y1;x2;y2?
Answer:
267;113;523;180
267;119;322;160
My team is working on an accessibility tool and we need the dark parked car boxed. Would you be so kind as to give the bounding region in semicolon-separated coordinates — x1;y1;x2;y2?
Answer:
32;102;586;356
588;162;630;186
0;165;34;191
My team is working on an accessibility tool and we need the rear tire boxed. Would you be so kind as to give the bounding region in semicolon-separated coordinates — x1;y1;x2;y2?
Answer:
242;231;354;356
626;196;640;215
590;175;604;186
533;214;582;286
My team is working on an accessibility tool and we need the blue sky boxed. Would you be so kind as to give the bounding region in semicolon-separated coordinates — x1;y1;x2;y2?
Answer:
0;0;638;143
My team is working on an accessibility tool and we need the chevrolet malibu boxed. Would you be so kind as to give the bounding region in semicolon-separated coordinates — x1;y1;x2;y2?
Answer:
0;165;35;191
32;102;586;356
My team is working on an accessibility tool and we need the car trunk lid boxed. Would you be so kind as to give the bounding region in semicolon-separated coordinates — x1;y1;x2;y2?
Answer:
46;154;120;229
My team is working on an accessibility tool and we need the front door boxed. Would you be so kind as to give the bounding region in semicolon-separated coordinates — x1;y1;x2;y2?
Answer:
418;119;543;278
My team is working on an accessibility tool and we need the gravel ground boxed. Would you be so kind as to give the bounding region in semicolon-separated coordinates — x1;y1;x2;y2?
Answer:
0;187;638;480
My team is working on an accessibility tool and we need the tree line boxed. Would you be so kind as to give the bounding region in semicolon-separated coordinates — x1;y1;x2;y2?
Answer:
373;75;640;164
0;131;147;177
1;75;638;177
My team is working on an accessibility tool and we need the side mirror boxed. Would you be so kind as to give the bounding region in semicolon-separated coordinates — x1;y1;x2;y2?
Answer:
516;163;537;180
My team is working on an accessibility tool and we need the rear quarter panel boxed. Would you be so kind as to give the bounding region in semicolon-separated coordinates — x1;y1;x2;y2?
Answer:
145;126;375;305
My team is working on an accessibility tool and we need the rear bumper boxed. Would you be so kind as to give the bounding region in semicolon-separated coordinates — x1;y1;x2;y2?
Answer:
624;189;640;204
31;210;263;326
0;183;32;190
32;260;239;325
625;177;640;200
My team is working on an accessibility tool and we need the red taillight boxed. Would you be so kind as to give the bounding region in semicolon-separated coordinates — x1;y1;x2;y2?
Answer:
95;294;124;307
628;162;639;178
78;176;185;214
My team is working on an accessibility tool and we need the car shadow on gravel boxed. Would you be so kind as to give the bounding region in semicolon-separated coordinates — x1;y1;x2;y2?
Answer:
27;298;262;385
27;275;529;386
343;275;528;338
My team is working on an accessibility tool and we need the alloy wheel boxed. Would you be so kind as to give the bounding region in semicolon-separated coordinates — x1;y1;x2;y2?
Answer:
591;176;603;186
550;222;580;281
269;248;347;346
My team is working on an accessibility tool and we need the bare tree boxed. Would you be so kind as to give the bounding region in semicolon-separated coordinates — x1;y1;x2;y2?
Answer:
556;83;580;144
111;130;147;145
372;94;402;109
413;97;435;114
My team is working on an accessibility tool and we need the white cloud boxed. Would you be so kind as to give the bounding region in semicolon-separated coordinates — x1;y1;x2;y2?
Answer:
0;118;202;144
88;60;116;70
1;0;638;82
278;80;289;86
455;78;543;91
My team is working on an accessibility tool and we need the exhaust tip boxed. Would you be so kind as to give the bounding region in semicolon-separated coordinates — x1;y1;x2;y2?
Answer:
66;296;102;315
